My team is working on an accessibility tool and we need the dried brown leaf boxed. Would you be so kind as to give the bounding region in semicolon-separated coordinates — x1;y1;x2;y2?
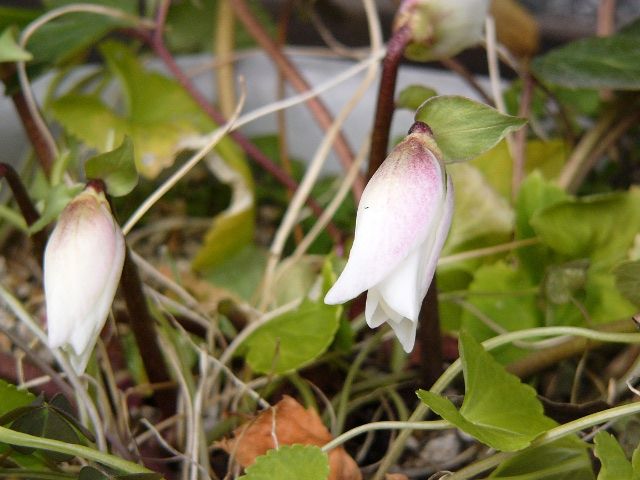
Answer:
216;396;361;480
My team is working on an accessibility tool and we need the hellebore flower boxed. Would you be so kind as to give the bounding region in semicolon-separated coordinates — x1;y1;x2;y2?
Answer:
396;0;490;61
44;184;125;373
325;122;453;352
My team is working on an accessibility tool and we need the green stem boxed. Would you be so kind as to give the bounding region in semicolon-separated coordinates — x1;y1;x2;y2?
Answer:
448;401;640;479
0;426;153;476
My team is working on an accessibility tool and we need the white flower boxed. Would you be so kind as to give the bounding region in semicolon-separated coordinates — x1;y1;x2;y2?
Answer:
397;0;490;61
44;185;125;373
324;122;453;352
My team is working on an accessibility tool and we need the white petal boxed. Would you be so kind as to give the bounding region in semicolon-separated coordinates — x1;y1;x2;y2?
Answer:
325;134;445;305
44;189;125;369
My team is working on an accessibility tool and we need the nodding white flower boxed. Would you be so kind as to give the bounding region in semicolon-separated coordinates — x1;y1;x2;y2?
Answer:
44;184;125;373
325;122;453;352
396;0;490;61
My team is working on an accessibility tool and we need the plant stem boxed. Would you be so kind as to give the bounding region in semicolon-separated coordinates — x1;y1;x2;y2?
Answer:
0;162;46;263
372;326;640;479
0;425;153;476
229;0;365;200
366;24;412;181
512;72;534;201
119;247;175;419
9;88;55;178
140;9;342;244
417;277;443;388
558;107;621;192
440;58;494;105
507;318;637;378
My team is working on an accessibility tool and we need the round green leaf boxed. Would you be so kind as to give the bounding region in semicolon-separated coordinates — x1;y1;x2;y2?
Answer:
414;96;526;163
239;445;329;480
242;299;341;375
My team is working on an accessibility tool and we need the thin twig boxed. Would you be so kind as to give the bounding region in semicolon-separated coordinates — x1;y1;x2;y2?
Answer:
230;0;366;199
138;23;343;244
259;0;382;307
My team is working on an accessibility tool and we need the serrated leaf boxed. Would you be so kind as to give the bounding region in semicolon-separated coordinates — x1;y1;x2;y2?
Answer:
418;331;555;451
242;299;341;374
85;136;137;197
531;189;640;266
490;437;594;480
0;27;32;62
594;431;639;480
614;260;640;306
414;95;526;162
396;85;437;111
239;445;329;480
532;25;640;90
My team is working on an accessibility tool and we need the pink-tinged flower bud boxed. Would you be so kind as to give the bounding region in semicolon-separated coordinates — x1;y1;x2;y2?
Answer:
325;122;453;352
396;0;490;61
44;185;125;373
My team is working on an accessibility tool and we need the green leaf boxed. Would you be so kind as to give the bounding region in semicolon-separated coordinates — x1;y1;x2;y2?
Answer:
239;445;329;480
414;95;526;163
51;41;218;178
204;245;267;301
531;189;640;266
515;172;570;281
594;431;639;480
417;332;555;452
459;262;541;363
532;26;640;90
85;136;137;197
28;183;83;234
490;437;594;480
473;140;568;201
0;379;35;417
242;299;341;374
614;260;640;306
192;153;255;271
0;27;32;62
10;406;81;462
0;7;41;32
396;85;437;111
28;2;135;67
443;163;514;256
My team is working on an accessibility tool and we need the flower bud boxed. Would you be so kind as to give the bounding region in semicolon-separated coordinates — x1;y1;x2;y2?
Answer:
44;185;125;373
396;0;490;61
325;122;453;352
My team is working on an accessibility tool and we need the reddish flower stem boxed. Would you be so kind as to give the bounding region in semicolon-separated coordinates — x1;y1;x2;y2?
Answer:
366;24;412;181
10;90;55;178
0;162;46;263
119;247;175;419
229;0;365;200
366;12;443;386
